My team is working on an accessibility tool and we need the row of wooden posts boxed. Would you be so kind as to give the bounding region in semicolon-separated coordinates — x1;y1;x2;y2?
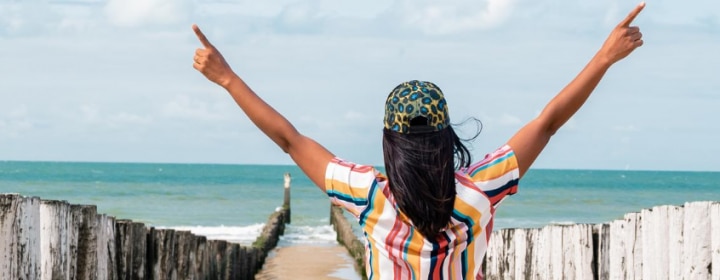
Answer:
484;201;720;279
0;174;292;280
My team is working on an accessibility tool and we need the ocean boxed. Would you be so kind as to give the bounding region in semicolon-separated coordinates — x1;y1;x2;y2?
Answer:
1;161;719;246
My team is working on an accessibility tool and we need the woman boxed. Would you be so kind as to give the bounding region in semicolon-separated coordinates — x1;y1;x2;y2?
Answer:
191;3;645;279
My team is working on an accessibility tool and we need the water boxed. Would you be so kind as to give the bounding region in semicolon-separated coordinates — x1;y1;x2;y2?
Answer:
2;161;719;245
497;169;720;228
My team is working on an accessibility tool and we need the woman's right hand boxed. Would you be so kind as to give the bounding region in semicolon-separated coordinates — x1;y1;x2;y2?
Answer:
597;2;646;65
192;24;238;88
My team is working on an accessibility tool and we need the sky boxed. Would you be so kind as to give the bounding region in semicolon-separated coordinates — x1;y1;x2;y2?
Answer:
1;0;718;171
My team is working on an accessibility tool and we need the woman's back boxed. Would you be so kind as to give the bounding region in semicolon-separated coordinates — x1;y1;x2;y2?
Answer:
325;145;519;279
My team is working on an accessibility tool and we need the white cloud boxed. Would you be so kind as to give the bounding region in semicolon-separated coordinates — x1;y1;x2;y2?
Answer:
7;105;28;119
277;1;322;24
161;95;229;121
0;1;59;36
104;0;191;27
477;113;523;128
108;112;153;126
393;0;516;34
498;113;523;126
612;125;637;132
343;111;369;122
78;105;152;128
0;105;33;138
80;105;101;123
0;119;33;138
0;1;109;36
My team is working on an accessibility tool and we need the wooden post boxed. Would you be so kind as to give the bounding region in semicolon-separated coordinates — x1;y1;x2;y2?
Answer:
40;200;73;280
0;194;41;280
72;204;101;280
594;223;611;279
115;220;148;280
566;224;594;279
283;173;291;224
711;202;720;280
549;225;563;278
96;214;116;280
608;212;641;279
683;201;712;278
640;206;661;279
640;205;681;279
667;204;684;279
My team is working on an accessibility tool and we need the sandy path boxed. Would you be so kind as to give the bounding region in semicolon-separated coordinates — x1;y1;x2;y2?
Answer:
255;244;362;280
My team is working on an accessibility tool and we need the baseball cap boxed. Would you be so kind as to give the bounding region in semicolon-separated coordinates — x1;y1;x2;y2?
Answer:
383;80;450;134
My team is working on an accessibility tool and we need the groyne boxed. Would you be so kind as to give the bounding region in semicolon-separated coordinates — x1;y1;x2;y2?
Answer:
0;173;292;280
330;201;720;279
330;205;366;280
484;201;720;279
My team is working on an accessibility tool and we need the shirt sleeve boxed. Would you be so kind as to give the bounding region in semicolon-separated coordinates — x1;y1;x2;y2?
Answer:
324;157;377;218
463;144;520;206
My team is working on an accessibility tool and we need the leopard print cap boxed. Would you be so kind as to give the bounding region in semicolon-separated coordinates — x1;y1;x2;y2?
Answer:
383;80;450;134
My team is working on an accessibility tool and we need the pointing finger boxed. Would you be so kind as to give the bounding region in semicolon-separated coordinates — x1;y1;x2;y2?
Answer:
192;24;213;49
619;2;646;27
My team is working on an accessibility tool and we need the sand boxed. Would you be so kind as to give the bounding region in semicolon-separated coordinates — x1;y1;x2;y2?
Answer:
255;244;362;280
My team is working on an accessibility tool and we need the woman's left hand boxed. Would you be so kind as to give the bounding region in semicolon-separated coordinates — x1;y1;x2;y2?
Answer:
598;2;646;65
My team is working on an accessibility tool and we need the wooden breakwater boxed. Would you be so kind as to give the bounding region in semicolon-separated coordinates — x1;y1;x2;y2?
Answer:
484;201;720;279
0;173;292;280
330;201;720;280
330;205;366;280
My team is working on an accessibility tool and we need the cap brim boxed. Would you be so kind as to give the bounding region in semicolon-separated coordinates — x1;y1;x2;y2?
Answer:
407;125;438;134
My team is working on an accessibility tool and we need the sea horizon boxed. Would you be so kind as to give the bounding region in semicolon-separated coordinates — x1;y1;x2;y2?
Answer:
2;159;719;173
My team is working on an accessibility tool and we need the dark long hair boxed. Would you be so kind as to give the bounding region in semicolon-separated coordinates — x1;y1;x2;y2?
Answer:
382;125;474;238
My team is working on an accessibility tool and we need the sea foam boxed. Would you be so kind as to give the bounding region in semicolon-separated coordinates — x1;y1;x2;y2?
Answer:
165;224;265;245
164;224;340;246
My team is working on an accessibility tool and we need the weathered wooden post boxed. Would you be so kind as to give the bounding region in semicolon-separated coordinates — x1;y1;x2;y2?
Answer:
72;204;102;280
0;194;41;280
40;199;74;280
115;220;149;280
283;173;291;224
711;202;720;280
594;223;611;279
683;201;712;278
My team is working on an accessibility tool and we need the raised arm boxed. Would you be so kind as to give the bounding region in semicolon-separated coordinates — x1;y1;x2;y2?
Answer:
507;2;646;177
191;24;334;190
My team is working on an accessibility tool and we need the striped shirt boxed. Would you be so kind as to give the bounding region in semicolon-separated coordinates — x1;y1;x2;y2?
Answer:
325;145;520;280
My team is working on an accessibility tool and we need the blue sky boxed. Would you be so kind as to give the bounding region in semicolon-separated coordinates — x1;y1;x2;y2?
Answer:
1;0;718;171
